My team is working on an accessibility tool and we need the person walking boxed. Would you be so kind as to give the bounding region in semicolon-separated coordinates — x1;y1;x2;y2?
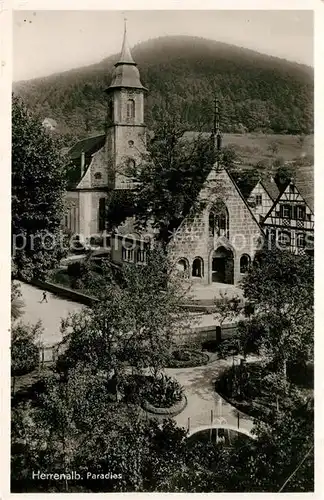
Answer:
40;291;48;303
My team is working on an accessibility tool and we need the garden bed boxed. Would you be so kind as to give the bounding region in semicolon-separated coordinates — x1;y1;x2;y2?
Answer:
215;361;314;421
166;348;210;368
142;394;187;417
122;373;186;416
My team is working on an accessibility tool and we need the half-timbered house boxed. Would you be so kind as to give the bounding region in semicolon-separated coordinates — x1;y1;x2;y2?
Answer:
247;177;280;223
262;166;314;255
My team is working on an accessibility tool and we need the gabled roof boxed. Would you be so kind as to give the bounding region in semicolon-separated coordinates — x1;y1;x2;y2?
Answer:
259;177;280;201
68;134;105;160
262;165;314;222
66;134;106;188
224;167;265;234
293;166;314;212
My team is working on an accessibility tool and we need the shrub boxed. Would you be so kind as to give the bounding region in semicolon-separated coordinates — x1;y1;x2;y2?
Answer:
11;323;42;377
145;374;183;408
50;270;72;288
166;349;209;368
121;374;152;404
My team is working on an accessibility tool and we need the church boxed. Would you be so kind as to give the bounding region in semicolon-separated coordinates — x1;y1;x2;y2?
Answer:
63;24;268;285
64;23;147;238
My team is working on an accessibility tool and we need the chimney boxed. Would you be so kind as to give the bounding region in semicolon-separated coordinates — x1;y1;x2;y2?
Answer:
81;151;85;175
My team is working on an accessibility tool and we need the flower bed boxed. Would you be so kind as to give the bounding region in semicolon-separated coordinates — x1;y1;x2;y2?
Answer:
121;373;187;416
142;394;187;416
166;349;210;368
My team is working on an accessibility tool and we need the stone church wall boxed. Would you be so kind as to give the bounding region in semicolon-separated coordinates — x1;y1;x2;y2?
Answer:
169;168;264;285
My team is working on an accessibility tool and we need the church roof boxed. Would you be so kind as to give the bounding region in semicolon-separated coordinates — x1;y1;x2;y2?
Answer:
118;23;135;64
68;134;105;160
66;134;105;188
106;24;146;91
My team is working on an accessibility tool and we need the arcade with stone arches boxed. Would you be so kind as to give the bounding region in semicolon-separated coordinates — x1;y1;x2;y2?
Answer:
176;248;252;286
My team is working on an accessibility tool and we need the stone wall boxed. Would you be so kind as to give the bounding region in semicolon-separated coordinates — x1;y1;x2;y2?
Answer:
169;168;263;285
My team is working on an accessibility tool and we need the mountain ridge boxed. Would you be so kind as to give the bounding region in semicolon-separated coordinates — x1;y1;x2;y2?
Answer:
13;35;313;144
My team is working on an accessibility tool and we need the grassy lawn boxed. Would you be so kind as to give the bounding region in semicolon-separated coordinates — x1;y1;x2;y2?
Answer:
222;133;313;166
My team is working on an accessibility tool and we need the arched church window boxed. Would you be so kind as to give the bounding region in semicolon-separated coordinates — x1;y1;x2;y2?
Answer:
108;100;114;122
240;254;251;273
209;212;215;236
127;99;135;120
128;140;134;148
176;258;189;276
209;202;229;239
192;257;204;278
127;158;136;170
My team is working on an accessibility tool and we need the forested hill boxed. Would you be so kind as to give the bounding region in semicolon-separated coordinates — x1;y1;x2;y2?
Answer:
14;36;313;145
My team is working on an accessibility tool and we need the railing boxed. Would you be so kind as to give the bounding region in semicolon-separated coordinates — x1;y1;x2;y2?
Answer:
38;342;67;368
185;404;254;439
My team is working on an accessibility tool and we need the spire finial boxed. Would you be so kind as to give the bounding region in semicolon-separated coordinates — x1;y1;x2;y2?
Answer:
211;94;222;169
116;15;135;65
211;94;222;153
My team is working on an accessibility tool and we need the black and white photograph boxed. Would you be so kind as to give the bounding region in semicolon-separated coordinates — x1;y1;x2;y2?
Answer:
9;7;314;493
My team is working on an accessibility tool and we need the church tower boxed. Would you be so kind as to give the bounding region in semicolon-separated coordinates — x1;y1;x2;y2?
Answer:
105;21;147;189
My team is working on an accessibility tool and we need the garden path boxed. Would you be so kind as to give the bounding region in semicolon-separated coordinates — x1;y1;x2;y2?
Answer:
165;359;254;435
19;282;254;435
18;282;84;346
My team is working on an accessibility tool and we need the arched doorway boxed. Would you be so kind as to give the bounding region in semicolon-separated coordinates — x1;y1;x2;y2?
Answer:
192;257;204;278
211;246;234;284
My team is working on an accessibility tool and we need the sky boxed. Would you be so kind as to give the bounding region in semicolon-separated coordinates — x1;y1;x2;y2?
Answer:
13;10;313;81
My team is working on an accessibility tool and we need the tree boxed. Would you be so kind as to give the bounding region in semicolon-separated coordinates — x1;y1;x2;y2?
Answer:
11;321;42;394
297;134;306;152
233;395;314;492
110;113;223;245
11;281;24;321
12;95;67;280
241;249;313;379
267;140;279;157
60;248;190;388
274;163;295;190
230;168;260;198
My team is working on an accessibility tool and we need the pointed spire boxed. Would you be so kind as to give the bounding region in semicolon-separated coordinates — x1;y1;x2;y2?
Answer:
117;17;135;65
211;95;222;154
106;18;147;92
